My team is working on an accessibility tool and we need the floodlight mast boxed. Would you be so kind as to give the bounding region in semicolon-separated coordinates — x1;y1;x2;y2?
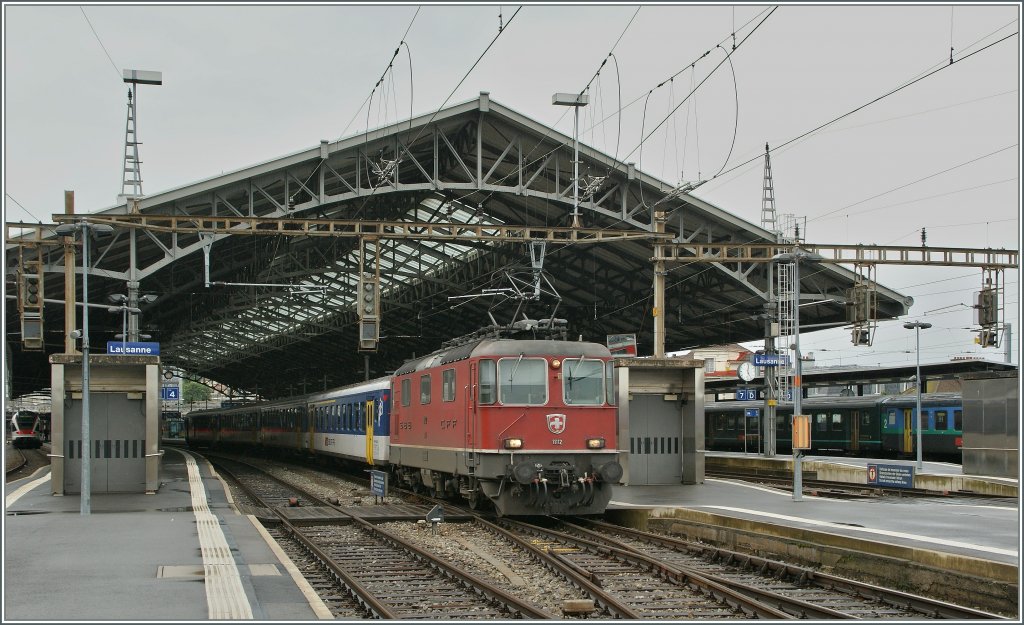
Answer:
552;93;589;228
119;69;162;204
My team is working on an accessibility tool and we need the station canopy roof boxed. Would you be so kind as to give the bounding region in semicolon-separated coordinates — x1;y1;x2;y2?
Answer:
6;93;911;398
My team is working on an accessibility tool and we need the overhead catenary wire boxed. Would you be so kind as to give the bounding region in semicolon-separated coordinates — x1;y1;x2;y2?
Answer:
79;7;121;82
700;18;1021;195
346;5;523;221
337;5;421;141
806;143;1017;223
619;6;777;166
457;6;768;224
706;30;1019;185
5;192;46;223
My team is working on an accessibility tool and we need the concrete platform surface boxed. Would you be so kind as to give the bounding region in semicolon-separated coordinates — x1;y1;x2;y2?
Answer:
611;453;1019;569
3;447;331;621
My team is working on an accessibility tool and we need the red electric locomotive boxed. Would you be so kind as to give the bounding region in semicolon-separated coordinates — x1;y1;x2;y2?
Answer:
389;330;622;516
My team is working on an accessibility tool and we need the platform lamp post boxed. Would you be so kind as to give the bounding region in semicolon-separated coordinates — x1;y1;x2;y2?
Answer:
903;320;931;472
108;293;157;350
55;221;114;515
772;249;823;502
552;92;589;228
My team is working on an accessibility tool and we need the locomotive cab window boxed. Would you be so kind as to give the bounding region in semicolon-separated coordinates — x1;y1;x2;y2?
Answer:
478;359;496;405
420;375;431;405
401;378;411;407
498;356;547;405
442;369;456;402
605;361;616;405
563;357;605;405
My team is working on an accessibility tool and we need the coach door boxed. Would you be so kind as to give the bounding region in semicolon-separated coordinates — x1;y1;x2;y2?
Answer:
902;408;914;454
850;410;860;452
365;398;375;465
300;406;311;452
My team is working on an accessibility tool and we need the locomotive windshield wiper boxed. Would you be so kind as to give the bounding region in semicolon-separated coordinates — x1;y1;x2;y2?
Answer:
508;352;524;382
566;355;586;385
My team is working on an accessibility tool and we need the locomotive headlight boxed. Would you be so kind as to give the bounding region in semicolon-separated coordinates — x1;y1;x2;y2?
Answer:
550;359;561;369
585;437;606;449
503;437;523;450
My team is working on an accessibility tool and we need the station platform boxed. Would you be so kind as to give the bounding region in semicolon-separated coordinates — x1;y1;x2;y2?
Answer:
706;450;1019;497
608;452;1019;599
3;447;332;621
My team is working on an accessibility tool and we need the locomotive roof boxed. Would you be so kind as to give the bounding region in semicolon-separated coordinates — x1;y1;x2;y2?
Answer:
394;339;612;376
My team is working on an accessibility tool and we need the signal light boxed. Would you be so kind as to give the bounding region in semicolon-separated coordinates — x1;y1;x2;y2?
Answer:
19;257;44;350
357;277;380;352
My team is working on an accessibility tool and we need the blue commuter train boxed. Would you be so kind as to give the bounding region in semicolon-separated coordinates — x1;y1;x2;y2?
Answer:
705;392;964;460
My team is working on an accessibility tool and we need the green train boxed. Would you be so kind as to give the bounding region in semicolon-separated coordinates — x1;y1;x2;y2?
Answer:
705;393;963;460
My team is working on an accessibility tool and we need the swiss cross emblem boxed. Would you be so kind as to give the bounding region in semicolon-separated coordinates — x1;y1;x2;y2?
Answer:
546;413;566;434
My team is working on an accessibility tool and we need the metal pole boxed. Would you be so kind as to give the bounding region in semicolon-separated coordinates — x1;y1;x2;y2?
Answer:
63;191;78;354
764;261;775;457
915;326;922;471
792;256;802;502
572;104;580;227
81;228;92;515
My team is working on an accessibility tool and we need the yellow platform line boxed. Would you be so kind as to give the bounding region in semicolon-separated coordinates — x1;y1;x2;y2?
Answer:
174;448;255;619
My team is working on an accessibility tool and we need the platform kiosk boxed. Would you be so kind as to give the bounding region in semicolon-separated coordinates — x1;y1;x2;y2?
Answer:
49;354;162;495
615;358;704;485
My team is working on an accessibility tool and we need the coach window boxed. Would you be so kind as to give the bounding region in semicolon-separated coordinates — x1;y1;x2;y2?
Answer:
935;410;948;430
831;413;843;431
442;369;456;402
498;357;547;405
564;358;604;405
401;378;411;407
816;413;828;431
420;374;431;405
478;359;496;404
954;409;962;430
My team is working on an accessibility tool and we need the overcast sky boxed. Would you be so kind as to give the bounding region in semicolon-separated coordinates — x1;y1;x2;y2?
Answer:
3;3;1020;369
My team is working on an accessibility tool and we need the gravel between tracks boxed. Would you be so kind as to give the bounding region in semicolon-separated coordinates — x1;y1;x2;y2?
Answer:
215;455;596;618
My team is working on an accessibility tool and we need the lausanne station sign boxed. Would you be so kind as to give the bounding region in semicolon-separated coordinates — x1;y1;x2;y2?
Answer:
107;341;161;355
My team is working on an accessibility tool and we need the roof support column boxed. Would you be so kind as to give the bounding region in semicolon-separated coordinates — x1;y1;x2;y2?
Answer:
653;208;667;358
63;191;78;354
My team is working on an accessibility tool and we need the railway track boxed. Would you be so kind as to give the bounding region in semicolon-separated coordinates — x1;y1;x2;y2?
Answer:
207;456;554;619
5;446;27;476
203;453;1010;620
5;445;49;483
562;518;1005;620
